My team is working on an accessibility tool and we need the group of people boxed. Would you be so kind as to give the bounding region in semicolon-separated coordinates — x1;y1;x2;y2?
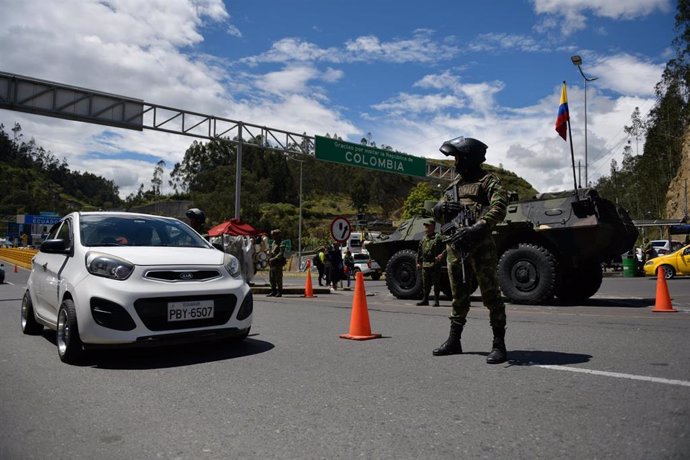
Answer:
312;243;356;290
183;135;509;364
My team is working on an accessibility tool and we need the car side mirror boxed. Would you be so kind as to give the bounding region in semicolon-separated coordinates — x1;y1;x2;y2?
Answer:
40;239;70;254
212;243;225;252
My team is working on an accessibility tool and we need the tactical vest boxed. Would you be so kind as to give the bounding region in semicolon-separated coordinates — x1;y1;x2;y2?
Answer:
444;172;493;216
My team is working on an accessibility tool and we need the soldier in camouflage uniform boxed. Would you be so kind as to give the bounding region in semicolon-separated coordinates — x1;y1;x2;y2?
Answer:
416;219;446;306
267;229;287;297
431;137;509;364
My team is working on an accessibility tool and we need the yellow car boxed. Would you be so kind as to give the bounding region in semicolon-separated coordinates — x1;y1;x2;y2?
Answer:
643;243;690;279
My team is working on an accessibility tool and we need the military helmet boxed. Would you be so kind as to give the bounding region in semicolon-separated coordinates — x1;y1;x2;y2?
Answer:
185;207;206;224
439;136;487;164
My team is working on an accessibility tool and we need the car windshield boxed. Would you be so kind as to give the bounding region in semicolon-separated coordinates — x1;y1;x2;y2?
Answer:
80;215;209;248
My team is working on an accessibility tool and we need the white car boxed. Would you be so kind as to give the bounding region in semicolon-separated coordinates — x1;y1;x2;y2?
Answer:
352;252;382;280
22;212;253;363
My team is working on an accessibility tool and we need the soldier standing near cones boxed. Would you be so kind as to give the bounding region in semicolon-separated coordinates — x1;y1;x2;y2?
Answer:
267;229;286;297
416;219;446;306
431;136;509;364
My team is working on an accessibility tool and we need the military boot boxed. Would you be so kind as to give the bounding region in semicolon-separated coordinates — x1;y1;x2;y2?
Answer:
432;323;463;356
486;326;508;364
266;290;276;297
416;293;429;306
433;291;440;307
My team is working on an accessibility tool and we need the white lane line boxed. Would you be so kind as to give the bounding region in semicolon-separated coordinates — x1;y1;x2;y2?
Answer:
539;365;690;388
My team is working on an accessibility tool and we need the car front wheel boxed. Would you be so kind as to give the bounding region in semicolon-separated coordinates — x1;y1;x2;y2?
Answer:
57;299;84;364
660;264;675;279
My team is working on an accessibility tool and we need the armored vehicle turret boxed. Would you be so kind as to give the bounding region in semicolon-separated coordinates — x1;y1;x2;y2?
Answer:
366;188;638;304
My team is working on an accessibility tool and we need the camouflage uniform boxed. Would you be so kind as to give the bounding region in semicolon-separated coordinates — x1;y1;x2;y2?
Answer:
417;227;446;305
439;171;508;327
267;230;286;297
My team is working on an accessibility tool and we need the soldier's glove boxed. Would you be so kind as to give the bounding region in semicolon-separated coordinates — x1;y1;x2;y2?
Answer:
449;220;488;252
433;201;464;220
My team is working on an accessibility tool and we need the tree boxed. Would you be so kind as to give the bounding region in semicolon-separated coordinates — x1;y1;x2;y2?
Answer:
151;160;165;196
401;182;440;219
349;174;370;214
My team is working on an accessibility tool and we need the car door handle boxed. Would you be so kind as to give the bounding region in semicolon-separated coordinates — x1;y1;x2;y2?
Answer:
42;263;48;271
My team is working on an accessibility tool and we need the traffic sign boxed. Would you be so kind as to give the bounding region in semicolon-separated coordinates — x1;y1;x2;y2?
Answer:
315;135;427;177
330;216;352;243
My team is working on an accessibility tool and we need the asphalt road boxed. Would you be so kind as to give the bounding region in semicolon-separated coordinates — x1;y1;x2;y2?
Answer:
1;268;689;459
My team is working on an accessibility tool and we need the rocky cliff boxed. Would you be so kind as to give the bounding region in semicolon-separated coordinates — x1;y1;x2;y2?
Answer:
666;128;690;220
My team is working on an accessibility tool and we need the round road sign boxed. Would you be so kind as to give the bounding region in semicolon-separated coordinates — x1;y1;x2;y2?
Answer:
330;216;352;243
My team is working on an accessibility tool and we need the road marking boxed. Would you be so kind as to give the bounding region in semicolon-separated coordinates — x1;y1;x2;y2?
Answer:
539;365;690;388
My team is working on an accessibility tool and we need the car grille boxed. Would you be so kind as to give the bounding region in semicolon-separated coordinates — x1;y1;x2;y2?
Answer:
134;294;237;331
144;270;221;282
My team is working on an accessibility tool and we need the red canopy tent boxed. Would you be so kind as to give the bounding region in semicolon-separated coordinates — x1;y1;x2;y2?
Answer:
207;218;262;237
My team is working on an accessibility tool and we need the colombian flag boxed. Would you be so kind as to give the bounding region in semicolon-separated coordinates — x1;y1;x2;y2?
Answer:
555;82;569;141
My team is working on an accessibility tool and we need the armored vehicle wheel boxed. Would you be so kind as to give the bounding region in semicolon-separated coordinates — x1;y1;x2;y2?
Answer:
498;244;558;305
385;249;422;299
556;262;603;303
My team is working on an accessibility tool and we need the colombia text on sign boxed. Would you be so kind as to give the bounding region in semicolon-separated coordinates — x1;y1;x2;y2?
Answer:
315;135;426;177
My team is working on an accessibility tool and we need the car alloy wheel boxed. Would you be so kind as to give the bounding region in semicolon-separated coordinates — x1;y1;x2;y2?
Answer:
56;300;83;364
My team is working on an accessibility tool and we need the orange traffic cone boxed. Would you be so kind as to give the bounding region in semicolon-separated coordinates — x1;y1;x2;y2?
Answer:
304;259;315;298
652;266;677;312
339;271;382;340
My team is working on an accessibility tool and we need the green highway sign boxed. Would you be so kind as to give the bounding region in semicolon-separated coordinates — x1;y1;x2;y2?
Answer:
315;135;427;177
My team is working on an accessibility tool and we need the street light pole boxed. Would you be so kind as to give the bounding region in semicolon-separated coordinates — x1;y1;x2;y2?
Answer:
298;159;303;264
571;55;597;188
288;155;305;266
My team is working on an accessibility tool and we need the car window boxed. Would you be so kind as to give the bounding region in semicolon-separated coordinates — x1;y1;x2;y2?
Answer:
46;222;62;240
80;215;209;248
56;219;73;249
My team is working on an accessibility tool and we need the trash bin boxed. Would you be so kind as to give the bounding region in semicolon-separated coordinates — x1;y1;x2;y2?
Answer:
622;256;637;277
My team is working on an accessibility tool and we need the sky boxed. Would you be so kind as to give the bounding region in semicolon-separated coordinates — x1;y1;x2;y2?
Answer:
0;0;677;198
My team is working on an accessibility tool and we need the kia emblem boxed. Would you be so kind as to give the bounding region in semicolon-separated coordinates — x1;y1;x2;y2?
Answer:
179;272;193;280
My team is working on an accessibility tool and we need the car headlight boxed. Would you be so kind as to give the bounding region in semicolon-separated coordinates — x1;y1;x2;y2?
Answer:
224;254;241;278
86;252;134;280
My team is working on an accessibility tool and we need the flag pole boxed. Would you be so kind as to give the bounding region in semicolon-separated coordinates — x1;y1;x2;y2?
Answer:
564;81;579;198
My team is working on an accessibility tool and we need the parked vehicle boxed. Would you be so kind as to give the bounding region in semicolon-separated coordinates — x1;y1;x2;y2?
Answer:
366;188;638;304
650;239;684;256
352;252;382;280
643;244;690;279
22;212;253;363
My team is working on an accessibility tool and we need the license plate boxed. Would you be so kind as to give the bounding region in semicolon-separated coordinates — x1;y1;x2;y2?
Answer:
167;300;214;322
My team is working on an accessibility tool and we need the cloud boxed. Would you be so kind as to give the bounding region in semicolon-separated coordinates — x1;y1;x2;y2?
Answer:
374;71;505;116
0;0;359;198
243;30;459;65
590;53;665;97
467;33;550;53
532;0;672;35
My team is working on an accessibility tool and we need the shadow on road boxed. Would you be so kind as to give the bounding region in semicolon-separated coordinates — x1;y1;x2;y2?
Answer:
506;349;592;366
41;331;274;369
554;297;656;308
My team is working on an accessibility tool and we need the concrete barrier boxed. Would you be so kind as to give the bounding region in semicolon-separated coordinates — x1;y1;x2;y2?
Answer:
0;248;38;269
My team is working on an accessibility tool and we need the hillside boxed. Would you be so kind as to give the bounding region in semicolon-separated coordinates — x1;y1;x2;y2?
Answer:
666;127;690;220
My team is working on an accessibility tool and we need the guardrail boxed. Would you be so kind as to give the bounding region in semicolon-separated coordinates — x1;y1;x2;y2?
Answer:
0;248;38;269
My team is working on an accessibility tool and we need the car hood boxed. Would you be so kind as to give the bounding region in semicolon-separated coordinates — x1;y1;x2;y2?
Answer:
88;246;226;266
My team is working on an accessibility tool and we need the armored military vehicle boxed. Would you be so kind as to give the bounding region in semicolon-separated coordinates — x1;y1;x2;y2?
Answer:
366;188;638;305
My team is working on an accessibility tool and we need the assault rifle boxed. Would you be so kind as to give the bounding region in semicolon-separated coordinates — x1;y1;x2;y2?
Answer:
438;202;478;284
